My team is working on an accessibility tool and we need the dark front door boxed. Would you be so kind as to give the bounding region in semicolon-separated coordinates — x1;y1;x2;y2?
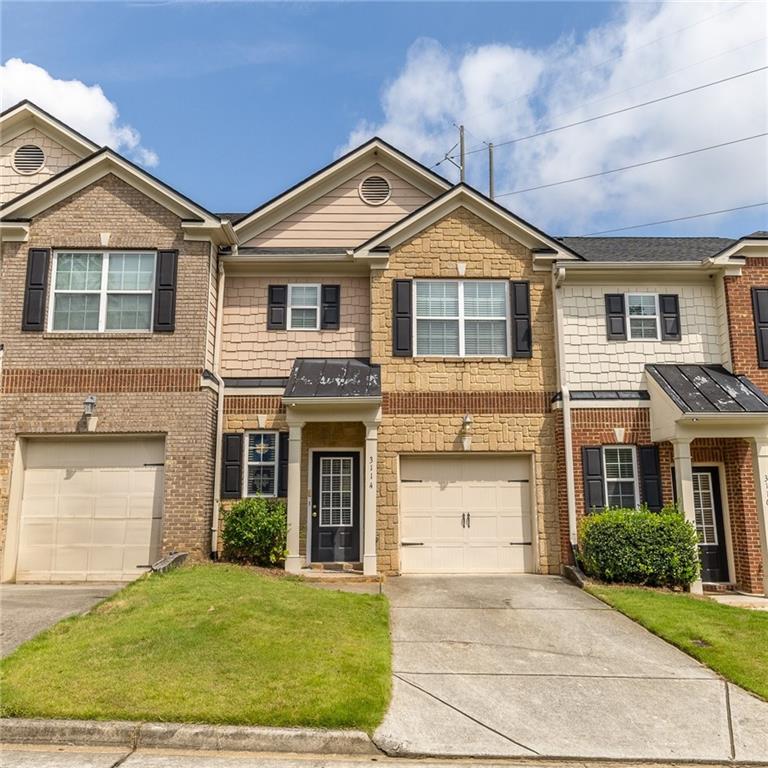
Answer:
692;467;729;583
311;452;360;563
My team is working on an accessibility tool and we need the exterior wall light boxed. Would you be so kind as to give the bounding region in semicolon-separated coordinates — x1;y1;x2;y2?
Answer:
461;413;473;451
83;395;97;417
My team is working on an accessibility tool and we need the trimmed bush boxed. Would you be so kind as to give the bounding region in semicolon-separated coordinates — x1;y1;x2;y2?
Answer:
221;497;288;566
578;505;699;587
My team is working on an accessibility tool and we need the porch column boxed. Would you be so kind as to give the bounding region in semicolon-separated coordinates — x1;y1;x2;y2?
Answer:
672;438;703;595
750;437;768;596
284;422;304;574
363;421;379;576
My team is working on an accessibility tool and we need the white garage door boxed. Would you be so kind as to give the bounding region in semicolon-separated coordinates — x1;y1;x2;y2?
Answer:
399;455;533;574
16;438;164;582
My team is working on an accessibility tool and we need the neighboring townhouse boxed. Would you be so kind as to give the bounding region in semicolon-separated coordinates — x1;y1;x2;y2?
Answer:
553;236;768;595
1;100;766;596
0;101;232;582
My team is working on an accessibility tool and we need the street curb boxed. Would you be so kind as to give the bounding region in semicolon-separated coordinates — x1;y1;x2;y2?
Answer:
0;718;379;754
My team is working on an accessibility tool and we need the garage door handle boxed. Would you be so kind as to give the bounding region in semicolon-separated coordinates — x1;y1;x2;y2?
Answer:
467;512;470;528
401;541;424;547
509;541;532;546
461;513;465;528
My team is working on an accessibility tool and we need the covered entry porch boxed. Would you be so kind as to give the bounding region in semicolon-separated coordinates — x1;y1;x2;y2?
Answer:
282;358;381;576
647;364;768;595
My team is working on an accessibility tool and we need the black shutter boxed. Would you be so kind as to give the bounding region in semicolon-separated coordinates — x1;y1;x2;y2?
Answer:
320;284;341;330
153;249;178;332
510;280;532;358
638;445;663;512
582;447;605;512
221;433;243;499
277;432;289;498
752;288;768;368
659;294;681;341
267;285;287;330
21;248;50;331
392;279;413;356
605;294;627;340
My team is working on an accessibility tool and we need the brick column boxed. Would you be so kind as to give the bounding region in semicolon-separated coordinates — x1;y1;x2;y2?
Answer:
672;438;703;595
285;422;304;574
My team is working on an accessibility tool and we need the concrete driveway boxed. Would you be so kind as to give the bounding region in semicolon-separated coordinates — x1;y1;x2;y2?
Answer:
374;575;768;761
0;583;122;657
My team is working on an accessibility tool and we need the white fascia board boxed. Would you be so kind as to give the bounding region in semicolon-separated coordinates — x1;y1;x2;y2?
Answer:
0;103;97;157
2;151;222;228
0;221;30;242
708;239;768;263
234;140;450;242
355;187;577;259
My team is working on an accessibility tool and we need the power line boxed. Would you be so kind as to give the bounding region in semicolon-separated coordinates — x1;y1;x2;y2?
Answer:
495;133;768;197
449;65;768;159
458;1;747;130
582;202;768;236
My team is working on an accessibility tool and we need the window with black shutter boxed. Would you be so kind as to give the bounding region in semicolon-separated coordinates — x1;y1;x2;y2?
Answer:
638;445;663;511
752;288;768;368
510;280;532;358
582;447;605;511
320;285;341;330
221;433;243;499
604;294;626;340
153;250;178;332
659;294;681;341
277;432;289;498
21;248;50;331
267;285;287;330
392;279;413;356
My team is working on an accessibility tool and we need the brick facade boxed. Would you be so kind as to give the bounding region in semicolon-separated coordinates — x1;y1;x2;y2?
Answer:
0;173;220;573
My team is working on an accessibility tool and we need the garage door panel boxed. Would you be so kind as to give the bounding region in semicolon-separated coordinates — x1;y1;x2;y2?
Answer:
17;438;164;582
399;455;533;575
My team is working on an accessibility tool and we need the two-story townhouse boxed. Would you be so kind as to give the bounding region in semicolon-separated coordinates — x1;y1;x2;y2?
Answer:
0;101;233;582
553;236;768;596
217;140;577;577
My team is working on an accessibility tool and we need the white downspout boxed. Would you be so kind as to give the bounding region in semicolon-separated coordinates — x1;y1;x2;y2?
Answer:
210;258;227;557
552;266;578;549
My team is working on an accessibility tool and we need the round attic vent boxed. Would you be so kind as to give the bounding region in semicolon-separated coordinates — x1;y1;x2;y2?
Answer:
359;175;391;206
13;144;45;175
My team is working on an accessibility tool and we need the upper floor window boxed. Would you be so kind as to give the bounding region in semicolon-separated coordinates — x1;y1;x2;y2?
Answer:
626;293;660;340
288;284;320;330
50;251;156;332
414;280;508;356
603;446;638;508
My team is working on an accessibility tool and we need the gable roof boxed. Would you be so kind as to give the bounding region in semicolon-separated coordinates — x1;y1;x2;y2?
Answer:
559;236;736;262
233;137;451;241
0;100;98;158
354;183;583;260
0;146;234;242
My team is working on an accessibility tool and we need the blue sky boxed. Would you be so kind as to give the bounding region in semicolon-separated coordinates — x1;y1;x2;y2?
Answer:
2;1;767;237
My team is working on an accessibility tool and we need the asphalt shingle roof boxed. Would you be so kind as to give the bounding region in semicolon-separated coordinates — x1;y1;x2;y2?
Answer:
558;236;736;262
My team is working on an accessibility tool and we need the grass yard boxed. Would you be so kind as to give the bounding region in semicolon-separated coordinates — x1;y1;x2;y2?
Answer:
0;565;391;731
587;584;768;701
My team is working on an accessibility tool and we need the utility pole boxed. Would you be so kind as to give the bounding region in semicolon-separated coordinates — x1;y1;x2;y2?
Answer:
459;124;466;182
488;142;495;200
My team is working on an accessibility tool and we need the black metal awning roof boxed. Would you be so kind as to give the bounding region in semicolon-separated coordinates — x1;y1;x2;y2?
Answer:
284;358;381;399
645;364;768;414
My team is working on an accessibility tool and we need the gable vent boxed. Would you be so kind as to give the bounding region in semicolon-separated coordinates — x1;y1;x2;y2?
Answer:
359;175;391;206
13;144;45;175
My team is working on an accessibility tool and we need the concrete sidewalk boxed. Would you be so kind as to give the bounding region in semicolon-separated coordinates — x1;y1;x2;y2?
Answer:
0;583;122;657
374;575;768;762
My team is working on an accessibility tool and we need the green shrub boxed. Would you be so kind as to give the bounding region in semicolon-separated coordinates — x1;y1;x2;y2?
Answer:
221;497;288;566
578;504;699;587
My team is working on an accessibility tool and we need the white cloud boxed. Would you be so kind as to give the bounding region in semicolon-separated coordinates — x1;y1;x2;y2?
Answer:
341;2;768;235
0;59;159;167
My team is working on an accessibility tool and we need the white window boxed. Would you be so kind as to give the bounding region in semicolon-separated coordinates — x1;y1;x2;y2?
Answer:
414;280;508;356
626;293;660;340
288;284;320;330
603;446;638;508
245;432;278;497
50;251;155;332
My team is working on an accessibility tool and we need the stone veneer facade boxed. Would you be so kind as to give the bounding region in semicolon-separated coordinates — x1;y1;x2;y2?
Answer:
0;174;219;566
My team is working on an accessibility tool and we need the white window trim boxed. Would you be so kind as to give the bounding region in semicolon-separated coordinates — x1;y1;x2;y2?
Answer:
626;292;661;341
413;279;511;358
602;445;639;508
287;283;321;331
243;430;279;498
48;250;156;333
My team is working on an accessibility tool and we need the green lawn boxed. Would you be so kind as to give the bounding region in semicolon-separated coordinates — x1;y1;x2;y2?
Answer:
587;584;768;701
0;564;391;731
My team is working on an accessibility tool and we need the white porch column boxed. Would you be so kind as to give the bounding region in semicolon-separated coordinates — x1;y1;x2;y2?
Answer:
672;438;703;595
284;422;304;574
750;438;768;596
363;421;379;576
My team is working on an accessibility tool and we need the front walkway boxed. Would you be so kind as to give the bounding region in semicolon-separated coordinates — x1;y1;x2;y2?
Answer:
0;583;122;657
374;575;768;761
